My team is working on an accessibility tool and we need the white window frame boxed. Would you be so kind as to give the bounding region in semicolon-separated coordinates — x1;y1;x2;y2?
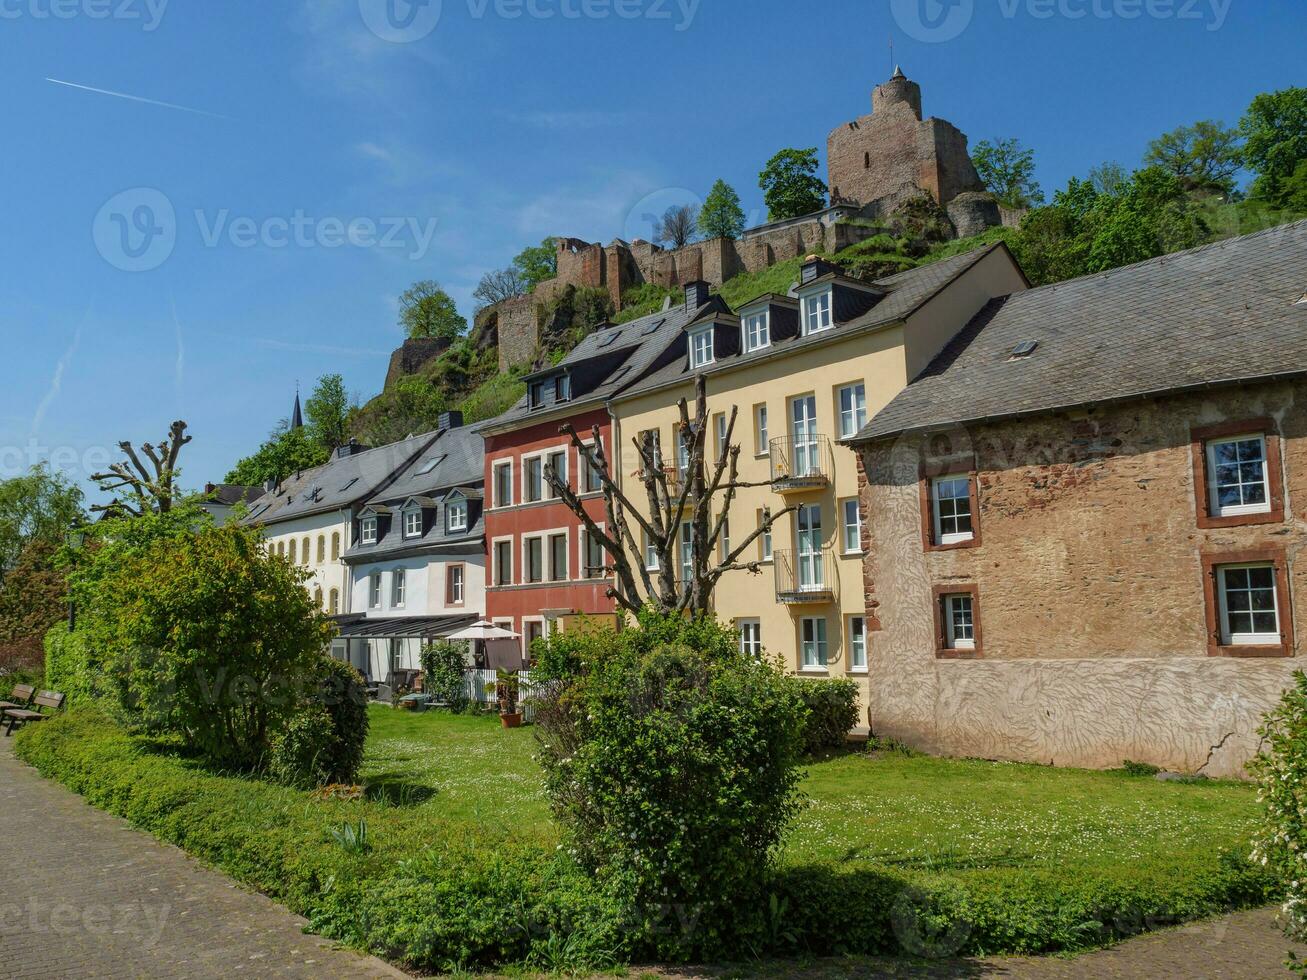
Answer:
523;533;545;584
758;509;773;562
391;568;406;608
837;382;867;439
403;506;423;539
679;520;693;583
545;449;568;500
491;535;514;587
522;452;546;503
847;615;867;672
368;572;382;609
579;439;605;494
492;460;514;508
713;413;727;461
644;529;660;571
842;498;862;555
801;289;833;335
931;474;974;545
738;618;762;657
1217;562;1281;645
689;325;715;368
579;523;607;580
800;616;828;671
446;495;468;533
547;529;569;583
1206;433;1272;518
360;516;378;545
742;309;770;352
943;593;975;650
447;564;465;605
754;403;769;458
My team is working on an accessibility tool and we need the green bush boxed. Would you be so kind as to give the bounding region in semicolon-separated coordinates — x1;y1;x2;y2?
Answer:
535;611;807;959
1251;670;1307;973
317;657;369;784
420;640;468;710
42;621;99;706
270;705;338;789
789;676;859;755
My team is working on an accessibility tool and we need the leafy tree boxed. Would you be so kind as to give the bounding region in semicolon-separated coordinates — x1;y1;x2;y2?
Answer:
0;538;67;675
420;640;469;711
225;422;330;486
1241;88;1307;206
398;280;467;341
972;137;1045;208
654;204;699;248
1284;159;1307;213
758;147;827;221
512;237;558;292
91;420;191;517
1088;161;1130;196
304;373;353;451
0;464;83;577
350;375;448;447
698;179;746;240
1144;120;1241;194
472;266;527;310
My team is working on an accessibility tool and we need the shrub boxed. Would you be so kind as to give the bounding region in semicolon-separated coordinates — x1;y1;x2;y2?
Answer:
42;621;100;706
1250;670;1307;974
788;676;859;755
420;640;469;710
535;611;807;959
1122;759;1162;777
317;657;369;784
270;705;338;788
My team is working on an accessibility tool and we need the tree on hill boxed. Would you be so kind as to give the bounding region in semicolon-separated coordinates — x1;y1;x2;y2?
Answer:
1240;87;1307;206
398;280;466;341
1088;161;1130;196
972;137;1045;209
654;204;699;248
759;148;827;221
698;179;746;240
0;464;83;579
472;266;527;311
225;422;329;487
304;373;354;451
512;238;558;292
1144;120;1241;195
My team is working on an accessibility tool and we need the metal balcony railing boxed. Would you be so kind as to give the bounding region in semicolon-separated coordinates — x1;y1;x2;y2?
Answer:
769;435;834;492
773;548;836;604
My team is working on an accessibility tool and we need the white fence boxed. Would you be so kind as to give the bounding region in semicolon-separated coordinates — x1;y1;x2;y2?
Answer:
463;668;537;724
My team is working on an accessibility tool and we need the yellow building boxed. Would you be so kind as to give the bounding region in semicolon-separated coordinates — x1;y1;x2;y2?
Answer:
609;245;1027;693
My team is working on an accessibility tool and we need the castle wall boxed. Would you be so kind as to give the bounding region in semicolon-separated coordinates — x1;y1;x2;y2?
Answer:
495;294;538;372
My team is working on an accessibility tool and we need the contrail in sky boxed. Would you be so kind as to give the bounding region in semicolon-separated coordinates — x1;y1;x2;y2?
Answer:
45;77;230;119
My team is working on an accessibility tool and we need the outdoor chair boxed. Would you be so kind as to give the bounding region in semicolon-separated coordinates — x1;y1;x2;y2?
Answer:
0;684;36;715
3;690;65;736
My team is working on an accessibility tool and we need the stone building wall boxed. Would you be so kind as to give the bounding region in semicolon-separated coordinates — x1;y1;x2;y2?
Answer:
853;381;1306;778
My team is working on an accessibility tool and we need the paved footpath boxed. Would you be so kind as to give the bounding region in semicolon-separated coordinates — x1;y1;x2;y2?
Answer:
0;735;407;979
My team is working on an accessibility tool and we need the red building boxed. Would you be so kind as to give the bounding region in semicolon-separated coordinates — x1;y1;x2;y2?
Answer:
479;285;702;654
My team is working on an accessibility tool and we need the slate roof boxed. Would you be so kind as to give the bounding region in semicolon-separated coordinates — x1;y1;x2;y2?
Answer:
204;484;266;506
853;220;1307;442
243;430;439;526
616;244;1007;400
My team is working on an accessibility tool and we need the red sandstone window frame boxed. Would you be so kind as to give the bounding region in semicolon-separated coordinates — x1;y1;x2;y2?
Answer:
1201;547;1293;658
1190;418;1284;529
919;460;981;552
932;584;982;659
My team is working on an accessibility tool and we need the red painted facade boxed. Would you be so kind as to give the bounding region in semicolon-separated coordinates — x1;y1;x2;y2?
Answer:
483;406;617;646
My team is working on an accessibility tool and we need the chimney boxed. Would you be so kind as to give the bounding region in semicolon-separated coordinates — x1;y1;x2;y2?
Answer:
439;410;464;430
262;478;278;494
335;438;366;459
684;280;710;309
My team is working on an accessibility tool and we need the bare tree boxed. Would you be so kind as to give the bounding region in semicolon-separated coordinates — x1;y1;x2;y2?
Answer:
544;375;794;616
655;204;700;249
473;266;528;311
91;420;192;518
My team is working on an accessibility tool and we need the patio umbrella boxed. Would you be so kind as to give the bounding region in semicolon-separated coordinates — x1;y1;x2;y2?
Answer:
446;619;520;640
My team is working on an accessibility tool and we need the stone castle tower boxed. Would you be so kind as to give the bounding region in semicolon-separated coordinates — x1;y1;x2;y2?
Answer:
827;67;989;220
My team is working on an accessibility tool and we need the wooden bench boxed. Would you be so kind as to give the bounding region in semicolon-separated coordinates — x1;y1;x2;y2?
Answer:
0;683;36;716
3;690;65;736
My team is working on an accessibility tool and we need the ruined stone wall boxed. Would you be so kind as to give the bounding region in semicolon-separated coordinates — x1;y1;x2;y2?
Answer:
385;336;451;388
854;381;1307;777
494;294;539;372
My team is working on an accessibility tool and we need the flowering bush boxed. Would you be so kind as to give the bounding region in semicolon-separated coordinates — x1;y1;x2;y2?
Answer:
1251;670;1307;975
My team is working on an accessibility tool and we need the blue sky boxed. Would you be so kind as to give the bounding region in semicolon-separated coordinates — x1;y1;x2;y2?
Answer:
2;0;1303;499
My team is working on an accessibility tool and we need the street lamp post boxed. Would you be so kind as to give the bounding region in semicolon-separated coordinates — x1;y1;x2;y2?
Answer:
66;528;85;631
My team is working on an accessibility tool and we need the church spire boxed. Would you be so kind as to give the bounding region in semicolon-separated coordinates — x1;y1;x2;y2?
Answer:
291;384;304;431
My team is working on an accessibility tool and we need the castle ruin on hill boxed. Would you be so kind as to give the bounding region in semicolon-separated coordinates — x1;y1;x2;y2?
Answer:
475;69;1010;372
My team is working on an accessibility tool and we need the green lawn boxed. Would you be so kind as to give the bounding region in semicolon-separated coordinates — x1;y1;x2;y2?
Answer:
15;707;1276;970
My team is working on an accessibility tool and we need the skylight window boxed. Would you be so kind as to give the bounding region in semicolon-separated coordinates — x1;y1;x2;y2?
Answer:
606;365;631;385
597;331;621;348
1009;340;1039;360
415;454;446;476
1296;291;1307;306
339;477;358;492
641;318;665;336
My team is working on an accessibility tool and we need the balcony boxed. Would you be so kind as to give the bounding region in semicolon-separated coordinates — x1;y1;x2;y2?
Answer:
769;435;833;493
773;548;836;604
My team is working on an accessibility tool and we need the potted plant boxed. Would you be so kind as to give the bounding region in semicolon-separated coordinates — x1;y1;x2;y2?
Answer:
485;669;523;728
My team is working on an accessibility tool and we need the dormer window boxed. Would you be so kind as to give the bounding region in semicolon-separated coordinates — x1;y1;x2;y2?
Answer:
689;325;715;369
555;374;572;402
743;310;770;352
528;379;547;410
360;516;378;545
446;494;468;533
403;506;422;539
801;290;832;335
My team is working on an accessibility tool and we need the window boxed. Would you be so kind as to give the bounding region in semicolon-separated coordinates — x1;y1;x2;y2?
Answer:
1217;564;1279;645
331;532;340;561
801;290;832;334
738;619;762;657
582;442;603;493
848;616;867;670
525;456;544;502
644;530;660;571
316;535;326;563
548;532;568;582
677;427;692;477
446;496;468;533
796;504;823;591
838;383;867;439
754;404;768;456
933;585;981;657
277;541;285;557
689;325;714;368
546;450;567;498
369;573;381;609
743;310;770;352
931;475;974;545
555;374;572;402
314;587;323;608
582;530;605;579
525;536;544;583
494;539;513;585
329;588;339;615
288;539;297;563
842;498;862;554
801;617;828;669
360;517;378;545
719;517;731;561
403;507;423;538
757;509;773;562
302;537;310;566
1207;434;1270;517
528;379;546;410
524;619;545;655
392;568;406;608
447;564;465;605
493;461;513;507
679;521;693;583
713;413;727;461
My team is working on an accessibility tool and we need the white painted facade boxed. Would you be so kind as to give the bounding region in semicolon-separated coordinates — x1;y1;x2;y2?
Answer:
259;509;353;615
